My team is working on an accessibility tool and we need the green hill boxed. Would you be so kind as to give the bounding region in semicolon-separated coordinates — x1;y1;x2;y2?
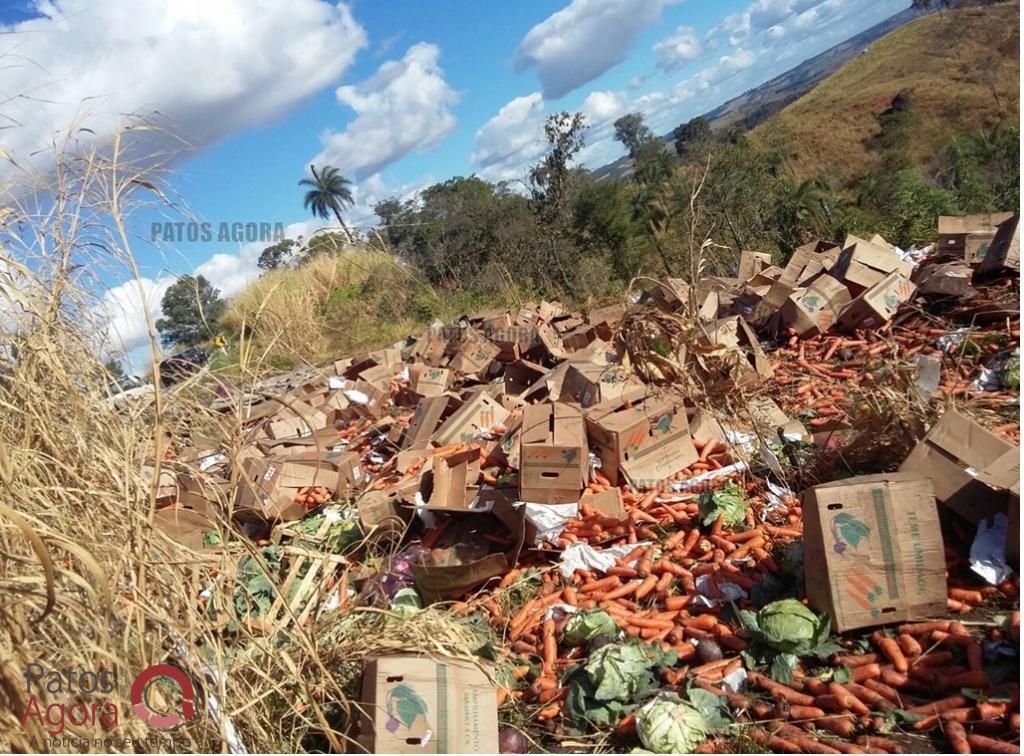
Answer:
753;2;1019;188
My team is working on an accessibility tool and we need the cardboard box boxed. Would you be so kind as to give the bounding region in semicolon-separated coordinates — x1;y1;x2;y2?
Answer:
403;394;455;450
780;274;852;337
899;410;1019;523
976;213;1020;277
585;396;697;487
937;212;1014;260
640;278;690;312
558;362;641;409
355;655;498;754
748;398;809;442
801;472;946;632
832;236;913;294
432;392;509;447
448;332;500;377
913;261;977;298
153;506;218;550
234;454;362;522
411;494;525;601
838;270;916;332
427;446;481;511
737;250;773;281
780;242;841;287
264;400;329;440
356;480;418;532
410;364;452;397
257;427;343;457
519;402;587;504
504;359;547;396
736;280;795;325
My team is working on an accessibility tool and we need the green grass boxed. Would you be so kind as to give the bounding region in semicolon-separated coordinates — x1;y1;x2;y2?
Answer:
754;3;1020;188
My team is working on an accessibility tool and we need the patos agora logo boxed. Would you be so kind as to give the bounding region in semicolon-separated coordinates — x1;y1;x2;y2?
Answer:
22;661;200;735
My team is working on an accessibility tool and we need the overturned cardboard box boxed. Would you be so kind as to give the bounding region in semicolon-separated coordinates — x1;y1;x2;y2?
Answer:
801;472;946;632
585;394;698;488
780;242;841;287
519;402;587;504
899;409;1020;524
831;235;913;294
354;655;498;754
838;270;916;332
780;274;852;337
153;506;220;550
975;212;1020;278
234;453;363;523
431;391;509;447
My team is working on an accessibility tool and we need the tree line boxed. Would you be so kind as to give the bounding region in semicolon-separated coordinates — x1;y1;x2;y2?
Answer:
155;96;1018;351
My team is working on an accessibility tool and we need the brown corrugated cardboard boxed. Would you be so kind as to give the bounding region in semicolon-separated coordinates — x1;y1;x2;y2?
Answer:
153;507;218;550
838;270;916;331
356;479;418;532
748;398;809;442
519;402;587;504
257;427;343;457
938;212;1014;260
355;655;498;754
448;332;500;377
780;242;841;287
899;409;1019;523
427;447;482;511
234;454;361;522
640;278;690;312
585;396;697;487
558;362;642;409
780;274;852;337
432;392;509;447
832;235;913;294
410;364;452;396
403;394;455;450
264;400;329;440
801;472;946;632
504;359;547;396
737;250;773;281
914;261;977;298
976;213;1020;277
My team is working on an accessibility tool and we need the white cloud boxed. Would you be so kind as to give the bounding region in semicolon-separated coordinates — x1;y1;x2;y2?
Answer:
312;43;459;179
514;0;677;99
99;277;173;356
580;91;630;125
653;25;704;73
469;93;548;183
0;0;367;176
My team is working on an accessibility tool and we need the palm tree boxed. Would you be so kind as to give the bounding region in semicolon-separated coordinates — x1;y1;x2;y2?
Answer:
300;164;356;243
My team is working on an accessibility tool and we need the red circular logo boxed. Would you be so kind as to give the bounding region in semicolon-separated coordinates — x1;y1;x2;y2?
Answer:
130;663;199;731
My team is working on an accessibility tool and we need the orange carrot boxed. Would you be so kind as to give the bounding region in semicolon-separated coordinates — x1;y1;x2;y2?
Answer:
747;671;815;706
966;734;1018;753
944;722;970;755
874;635;909;673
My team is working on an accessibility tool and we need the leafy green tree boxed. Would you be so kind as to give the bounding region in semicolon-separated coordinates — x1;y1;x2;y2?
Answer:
258;238;298;271
613;112;656;158
155;275;225;349
529;112;588;219
301;232;347;263
673;117;712;159
103;358;125;378
775;178;836;253
300;164;356;243
860;168;957;246
528;112;590;291
938;123;1019;213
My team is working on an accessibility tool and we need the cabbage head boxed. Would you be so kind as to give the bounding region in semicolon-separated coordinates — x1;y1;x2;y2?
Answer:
636;693;709;754
757;598;826;653
563;609;617;645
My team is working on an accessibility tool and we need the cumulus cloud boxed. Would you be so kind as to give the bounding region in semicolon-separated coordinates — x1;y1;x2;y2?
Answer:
312;43;460;179
469;93;548;183
653;25;704;73
514;0;677;99
0;0;367;175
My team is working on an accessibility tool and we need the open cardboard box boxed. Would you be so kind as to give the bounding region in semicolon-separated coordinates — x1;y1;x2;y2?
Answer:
519;402;587;504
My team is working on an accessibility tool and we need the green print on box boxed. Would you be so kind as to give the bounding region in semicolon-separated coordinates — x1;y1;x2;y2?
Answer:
830;512;871;555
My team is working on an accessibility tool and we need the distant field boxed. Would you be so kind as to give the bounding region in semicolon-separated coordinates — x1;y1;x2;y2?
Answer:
753;2;1020;187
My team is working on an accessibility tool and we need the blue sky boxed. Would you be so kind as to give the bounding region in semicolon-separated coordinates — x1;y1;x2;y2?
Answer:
0;0;909;362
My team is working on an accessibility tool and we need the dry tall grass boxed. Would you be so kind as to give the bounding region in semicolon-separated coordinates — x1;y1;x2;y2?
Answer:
0;137;490;753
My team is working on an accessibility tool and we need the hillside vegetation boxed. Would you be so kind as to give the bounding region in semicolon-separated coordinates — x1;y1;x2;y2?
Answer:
756;2;1019;186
